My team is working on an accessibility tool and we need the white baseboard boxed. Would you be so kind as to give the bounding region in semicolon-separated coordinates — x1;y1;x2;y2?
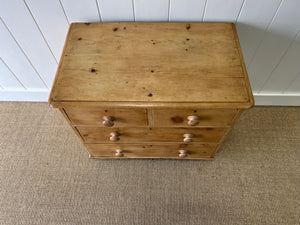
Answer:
0;90;299;106
0;89;50;102
254;93;300;106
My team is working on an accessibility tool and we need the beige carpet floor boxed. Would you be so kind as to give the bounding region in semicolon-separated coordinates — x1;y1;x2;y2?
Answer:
0;102;299;225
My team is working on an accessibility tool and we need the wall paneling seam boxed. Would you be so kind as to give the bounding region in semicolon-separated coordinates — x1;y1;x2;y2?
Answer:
0;57;26;89
246;0;284;69
58;0;70;25
235;0;246;23
95;0;102;22
133;0;137;22
0;17;48;89
132;0;136;22
201;0;208;22
23;0;59;64
259;30;300;92
167;0;171;22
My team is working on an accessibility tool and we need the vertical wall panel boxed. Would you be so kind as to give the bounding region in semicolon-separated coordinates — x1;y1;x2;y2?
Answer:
247;0;300;92
261;32;300;93
285;73;300;94
0;19;46;89
60;0;100;22
0;0;299;102
134;0;169;21
0;0;57;88
97;0;134;22
0;58;24;89
25;0;69;61
203;0;244;22
169;0;206;22
236;0;281;66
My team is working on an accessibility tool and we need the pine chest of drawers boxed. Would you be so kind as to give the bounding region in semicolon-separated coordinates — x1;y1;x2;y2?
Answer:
49;22;254;160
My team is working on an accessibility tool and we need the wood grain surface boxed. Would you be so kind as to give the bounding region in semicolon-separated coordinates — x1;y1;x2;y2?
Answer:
64;107;148;126
86;143;217;159
152;108;237;127
48;22;254;159
49;22;254;108
77;126;228;143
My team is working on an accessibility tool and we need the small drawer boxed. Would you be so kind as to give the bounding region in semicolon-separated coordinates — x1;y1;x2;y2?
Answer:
152;109;237;127
64;107;148;127
77;127;228;143
86;143;217;159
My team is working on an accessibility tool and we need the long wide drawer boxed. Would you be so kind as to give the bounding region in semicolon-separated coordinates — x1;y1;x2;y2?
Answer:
152;108;237;127
77;127;228;143
86;143;217;159
64;107;148;127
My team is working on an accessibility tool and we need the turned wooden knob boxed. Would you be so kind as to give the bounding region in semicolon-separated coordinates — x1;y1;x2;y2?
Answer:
179;150;187;158
187;115;199;126
110;131;120;142
102;116;114;127
183;133;194;143
115;149;123;157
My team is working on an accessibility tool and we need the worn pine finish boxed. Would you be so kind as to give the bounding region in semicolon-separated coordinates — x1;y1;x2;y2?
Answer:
49;23;253;108
86;143;217;159
153;108;237;127
77;127;228;143
49;22;254;160
64;107;148;127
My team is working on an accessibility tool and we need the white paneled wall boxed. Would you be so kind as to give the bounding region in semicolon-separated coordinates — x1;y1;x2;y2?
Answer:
0;17;46;89
246;0;300;94
0;0;299;104
134;0;169;21
169;0;206;22
98;0;134;22
25;0;69;61
0;0;57;88
60;0;100;22
204;0;244;22
236;0;282;66
286;73;300;94
0;57;24;89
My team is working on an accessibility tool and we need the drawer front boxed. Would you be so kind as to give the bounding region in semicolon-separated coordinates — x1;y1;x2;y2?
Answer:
86;143;217;159
152;109;237;127
77;127;228;143
64;107;148;127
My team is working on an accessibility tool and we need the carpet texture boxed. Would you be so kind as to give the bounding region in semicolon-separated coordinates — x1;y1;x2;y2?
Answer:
0;102;299;225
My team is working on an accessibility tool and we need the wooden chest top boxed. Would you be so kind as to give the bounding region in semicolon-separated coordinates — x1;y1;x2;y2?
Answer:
49;22;254;109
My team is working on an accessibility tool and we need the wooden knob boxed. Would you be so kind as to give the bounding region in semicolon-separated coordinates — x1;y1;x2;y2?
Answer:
187;115;199;126
179;150;187;158
103;116;114;127
115;149;123;157
183;133;194;143
110;131;120;142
